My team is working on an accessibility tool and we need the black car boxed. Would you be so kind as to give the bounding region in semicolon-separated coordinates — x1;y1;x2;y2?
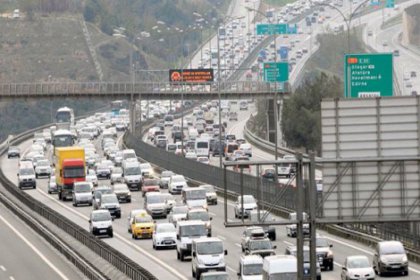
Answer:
285;246;321;280
7;146;20;158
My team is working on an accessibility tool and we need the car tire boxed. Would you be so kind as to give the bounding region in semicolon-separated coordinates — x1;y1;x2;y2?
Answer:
109;231;113;238
180;251;184;261
132;233;136;239
192;267;195;278
177;250;180;260
48;191;51;194
330;263;334;271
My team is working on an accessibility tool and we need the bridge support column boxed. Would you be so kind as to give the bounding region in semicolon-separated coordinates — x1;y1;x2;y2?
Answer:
129;98;136;134
267;99;275;143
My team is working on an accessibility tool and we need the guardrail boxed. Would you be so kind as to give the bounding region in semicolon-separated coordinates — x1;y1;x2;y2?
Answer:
0;117;157;280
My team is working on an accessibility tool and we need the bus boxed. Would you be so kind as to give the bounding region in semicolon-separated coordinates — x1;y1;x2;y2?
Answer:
218;27;226;40
211;48;218;68
55;107;74;130
111;100;128;116
52;129;75;148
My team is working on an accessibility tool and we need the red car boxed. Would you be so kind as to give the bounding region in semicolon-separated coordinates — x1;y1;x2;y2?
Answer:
142;178;160;197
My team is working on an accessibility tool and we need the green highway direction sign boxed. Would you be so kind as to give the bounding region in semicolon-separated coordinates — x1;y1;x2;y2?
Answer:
344;53;393;98
256;23;298;35
263;62;289;82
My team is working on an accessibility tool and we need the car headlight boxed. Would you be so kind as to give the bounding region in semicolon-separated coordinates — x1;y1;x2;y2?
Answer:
180;242;187;249
380;256;388;264
219;258;225;266
402;255;408;263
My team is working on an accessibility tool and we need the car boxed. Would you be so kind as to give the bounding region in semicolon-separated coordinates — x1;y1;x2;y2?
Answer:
244;237;276;258
168;204;189;226
373;240;408;276
316;236;334;271
97;193;121;218
92;186;113;210
144;192;167;218
197;157;210;164
152;222;177;249
89;210;113;238
72;181;93;207
234;195;257;218
168;174;188;194
86;169;98;186
261;168;276;182
34;159;52;178
285;245;321;279
96;164;111;180
199;271;229;280
7;146;20;158
113;183;131;203
110;167;123;184
367;30;373;36
185;151;198;160
186;208;212;237
140;162;153;177
286;212;310;237
159;170;175;189
393;49;400;57
142;178;160;197
131;212;155;239
382;41;388;47
241;226;266;252
201;184;217;205
127;209;147;233
47;175;58;194
249;210;276;241
341;255;375;280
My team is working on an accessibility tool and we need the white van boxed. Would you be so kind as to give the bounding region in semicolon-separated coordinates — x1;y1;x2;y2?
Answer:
123;161;142;190
262;255;297;279
176;220;207;261
238;255;263;280
17;161;36;189
122;149;137;163
192;237;227;279
182;187;208;210
195;138;210;158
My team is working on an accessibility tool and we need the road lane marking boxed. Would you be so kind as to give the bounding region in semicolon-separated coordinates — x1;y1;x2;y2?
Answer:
0;266;5;271
208;212;216;216
283;241;294;246
35;189;188;280
226;266;236;273
0;213;69;280
235;243;241;248
217;235;226;240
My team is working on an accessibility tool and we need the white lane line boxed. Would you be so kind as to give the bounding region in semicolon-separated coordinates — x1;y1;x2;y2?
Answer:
208;212;216;216
36;189;188;280
217;235;226;240
226;265;236;273
283;241;294;246
334;262;342;268
0;266;5;272
0;213;69;280
235;243;242;248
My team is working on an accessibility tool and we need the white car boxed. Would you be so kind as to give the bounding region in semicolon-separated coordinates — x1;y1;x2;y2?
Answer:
86;169;98;186
197;157;210;164
168;175;188;194
185;151;198;160
234;195;258;218
152;223;177;249
34;159;52;178
168;205;188;226
239;143;252;157
110;167;124;184
341;255;375;280
140;162;153;177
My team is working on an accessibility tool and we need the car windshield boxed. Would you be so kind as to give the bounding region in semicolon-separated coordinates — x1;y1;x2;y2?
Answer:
92;212;111;222
20;168;34;175
144;179;159;186
243;264;263;275
188;211;209;221
172;206;188;214
162;171;174;178
101;195;118;204
114;185;128;192
156;224;176;233
63;167;84;178
134;215;152;223
185;189;206;200
380;243;405;255
202;185;215;192
197;242;223;255
112;167;122;174
140;163;151;170
249;240;272;250
197;142;208;148
75;184;91;192
240;196;255;204
125;167;141;175
172;176;185;183
37;161;49;167
347;257;370;269
180;224;206;236
147;195;165;204
316;238;329;247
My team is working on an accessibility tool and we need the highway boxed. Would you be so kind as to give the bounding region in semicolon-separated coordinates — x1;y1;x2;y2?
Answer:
0;199;85;280
2;110;420;280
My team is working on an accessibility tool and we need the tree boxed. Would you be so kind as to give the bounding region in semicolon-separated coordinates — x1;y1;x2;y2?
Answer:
281;72;342;155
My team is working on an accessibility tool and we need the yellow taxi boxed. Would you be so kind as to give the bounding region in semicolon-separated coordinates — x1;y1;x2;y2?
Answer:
131;212;155;239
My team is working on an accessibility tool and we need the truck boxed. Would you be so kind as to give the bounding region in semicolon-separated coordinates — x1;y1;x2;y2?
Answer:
54;147;86;201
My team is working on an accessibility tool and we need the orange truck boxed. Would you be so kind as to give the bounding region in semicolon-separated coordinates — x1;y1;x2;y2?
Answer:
54;147;85;201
